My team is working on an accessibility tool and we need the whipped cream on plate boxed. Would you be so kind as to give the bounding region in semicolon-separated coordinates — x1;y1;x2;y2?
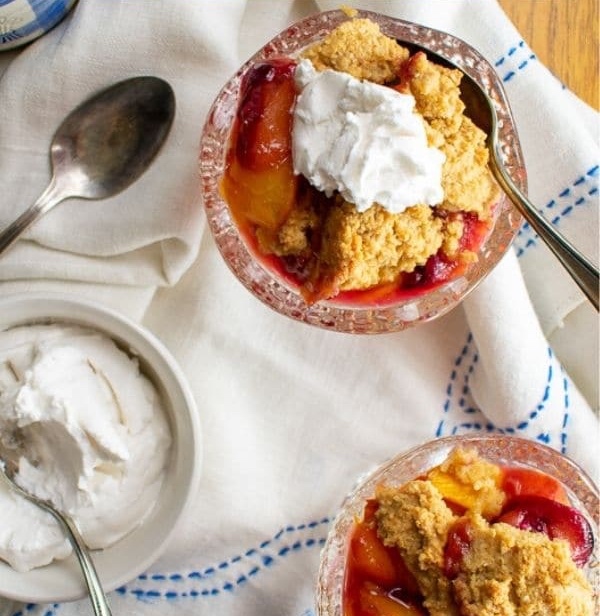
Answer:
0;324;171;572
292;59;445;213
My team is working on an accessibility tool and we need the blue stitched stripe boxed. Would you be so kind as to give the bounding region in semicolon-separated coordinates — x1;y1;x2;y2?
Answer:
560;370;570;454
495;40;536;82
437;337;561;441
119;535;327;603
515;165;599;255
105;517;332;608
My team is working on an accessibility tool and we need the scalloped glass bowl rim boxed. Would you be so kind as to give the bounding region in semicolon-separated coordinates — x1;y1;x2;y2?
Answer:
200;9;525;333
315;434;600;615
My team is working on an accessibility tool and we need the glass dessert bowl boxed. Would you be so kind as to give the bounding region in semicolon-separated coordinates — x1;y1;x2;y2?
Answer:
200;9;525;333
316;435;599;615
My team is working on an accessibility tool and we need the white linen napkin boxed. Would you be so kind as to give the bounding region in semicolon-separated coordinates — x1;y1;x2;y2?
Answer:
0;0;230;287
0;1;598;615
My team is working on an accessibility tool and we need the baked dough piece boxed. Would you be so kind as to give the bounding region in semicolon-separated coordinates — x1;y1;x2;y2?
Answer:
301;17;408;84
376;480;460;616
374;449;595;615
453;514;595;616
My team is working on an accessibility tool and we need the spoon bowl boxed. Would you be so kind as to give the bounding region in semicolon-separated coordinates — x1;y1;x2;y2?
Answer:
0;457;112;615
399;40;599;310
0;76;175;255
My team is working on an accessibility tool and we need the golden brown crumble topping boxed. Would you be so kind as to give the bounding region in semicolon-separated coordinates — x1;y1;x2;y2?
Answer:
260;17;500;295
374;449;595;616
403;51;465;134
319;201;444;291
454;514;595;616
300;18;408;84
376;481;459;616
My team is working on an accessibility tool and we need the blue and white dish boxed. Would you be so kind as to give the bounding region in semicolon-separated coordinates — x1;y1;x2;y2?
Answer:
0;0;77;50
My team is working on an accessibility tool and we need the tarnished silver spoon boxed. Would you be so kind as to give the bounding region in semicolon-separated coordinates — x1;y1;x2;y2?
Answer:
0;457;112;615
0;76;175;255
401;40;599;310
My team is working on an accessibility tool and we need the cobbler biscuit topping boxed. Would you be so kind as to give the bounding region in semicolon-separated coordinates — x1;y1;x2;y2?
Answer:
453;514;595;616
222;16;500;303
301;17;408;83
344;447;595;616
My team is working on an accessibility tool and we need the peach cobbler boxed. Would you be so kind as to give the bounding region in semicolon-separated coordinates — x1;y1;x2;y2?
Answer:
221;16;500;305
344;448;595;615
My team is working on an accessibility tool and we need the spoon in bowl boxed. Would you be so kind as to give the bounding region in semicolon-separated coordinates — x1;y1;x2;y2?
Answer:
400;40;599;310
0;457;112;615
0;75;175;256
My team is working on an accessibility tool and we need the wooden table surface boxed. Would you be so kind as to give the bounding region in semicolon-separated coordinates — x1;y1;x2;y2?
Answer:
499;0;599;109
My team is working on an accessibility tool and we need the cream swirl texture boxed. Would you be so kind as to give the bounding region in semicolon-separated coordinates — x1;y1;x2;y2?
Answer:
0;324;171;572
292;59;445;213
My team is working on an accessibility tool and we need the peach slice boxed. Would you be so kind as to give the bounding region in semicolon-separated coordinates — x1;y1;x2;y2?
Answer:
427;467;499;516
235;58;297;171
501;466;570;505
222;58;299;234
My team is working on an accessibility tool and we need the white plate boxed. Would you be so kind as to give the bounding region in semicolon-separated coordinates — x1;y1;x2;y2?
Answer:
0;292;202;603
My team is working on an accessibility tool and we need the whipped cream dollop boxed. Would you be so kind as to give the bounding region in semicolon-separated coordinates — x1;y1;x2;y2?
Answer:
292;59;445;213
0;324;171;572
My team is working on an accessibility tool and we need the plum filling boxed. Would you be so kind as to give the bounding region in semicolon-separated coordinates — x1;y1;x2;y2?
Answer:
221;49;496;306
342;451;595;616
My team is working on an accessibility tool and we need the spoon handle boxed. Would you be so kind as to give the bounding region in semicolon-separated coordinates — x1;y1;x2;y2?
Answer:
0;463;112;615
0;177;65;255
52;511;113;616
490;151;599;311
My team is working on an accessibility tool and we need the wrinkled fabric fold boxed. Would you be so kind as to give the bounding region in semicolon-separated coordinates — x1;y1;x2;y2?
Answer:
0;1;597;615
0;0;248;288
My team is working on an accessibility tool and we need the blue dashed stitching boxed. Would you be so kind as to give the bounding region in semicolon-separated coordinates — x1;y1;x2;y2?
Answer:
507;54;535;78
109;518;331;604
5;519;330;614
515;165;599;257
486;347;553;434
495;40;524;66
436;332;475;437
494;40;537;82
560;368;570;454
438;335;565;442
118;536;327;602
136;521;319;592
11;604;59;616
518;165;598;235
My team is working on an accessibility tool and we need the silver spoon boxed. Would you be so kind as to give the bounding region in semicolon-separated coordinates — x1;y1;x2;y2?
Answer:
0;76;175;255
400;40;599;311
0;457;112;615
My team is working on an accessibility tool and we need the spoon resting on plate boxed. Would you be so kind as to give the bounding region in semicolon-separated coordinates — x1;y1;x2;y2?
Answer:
400;40;599;311
0;76;175;256
0;457;112;616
